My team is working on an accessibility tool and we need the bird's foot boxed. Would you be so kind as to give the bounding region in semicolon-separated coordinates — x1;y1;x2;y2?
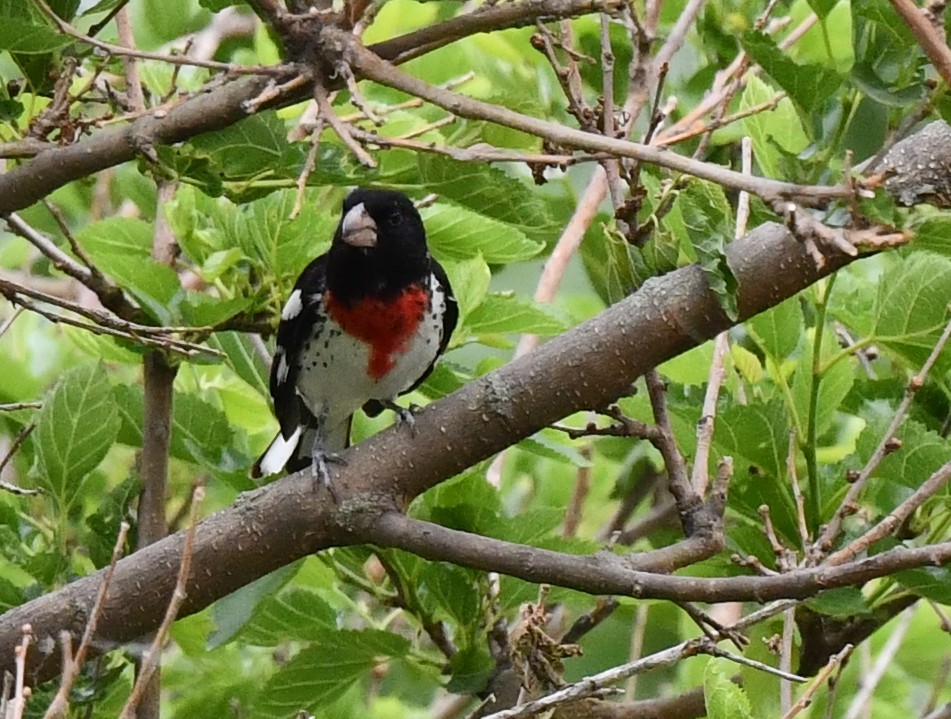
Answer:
311;450;346;503
379;400;419;437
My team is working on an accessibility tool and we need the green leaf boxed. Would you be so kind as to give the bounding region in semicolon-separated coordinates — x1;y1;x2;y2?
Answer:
857;417;951;490
447;643;494;694
0;13;72;54
238;589;337;646
418;562;481;627
791;328;855;438
749;296;802;361
236;189;335;279
740;75;809;179
895;566;951;605
208;332;269;397
77;217;182;323
912;217;951;258
209;565;298;648
805;587;871;617
178;292;251;327
869;253;951;374
253;630;410;718
114;386;241;468
420;203;543;264
465;294;564;337
741;30;842;115
33;363;120;508
441;254;491;324
680;180;738;320
806;0;837;19
715;400;788;480
417;155;556;239
704;659;754;719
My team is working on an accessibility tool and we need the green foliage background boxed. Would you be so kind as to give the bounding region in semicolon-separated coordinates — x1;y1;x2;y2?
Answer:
2;0;951;717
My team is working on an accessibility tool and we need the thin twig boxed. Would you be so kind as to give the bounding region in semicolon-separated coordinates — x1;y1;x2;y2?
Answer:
692;332;729;495
815;313;951;555
313;78;377;168
44;523;130;719
0;422;38;486
843;607;915;719
118;487;204;719
33;0;282;76
781;644;853;719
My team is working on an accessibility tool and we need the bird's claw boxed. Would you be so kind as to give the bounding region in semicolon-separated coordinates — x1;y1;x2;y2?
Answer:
311;451;346;503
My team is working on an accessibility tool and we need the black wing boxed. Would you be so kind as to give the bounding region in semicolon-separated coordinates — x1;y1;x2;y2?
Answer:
271;254;328;440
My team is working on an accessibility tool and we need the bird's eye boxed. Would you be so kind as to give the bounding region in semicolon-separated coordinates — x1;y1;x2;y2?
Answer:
388;212;404;227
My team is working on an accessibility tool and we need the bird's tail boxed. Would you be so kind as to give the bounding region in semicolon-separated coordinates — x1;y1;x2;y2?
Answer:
250;415;352;479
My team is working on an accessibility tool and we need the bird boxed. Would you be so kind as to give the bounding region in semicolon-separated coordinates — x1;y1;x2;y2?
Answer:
251;188;457;496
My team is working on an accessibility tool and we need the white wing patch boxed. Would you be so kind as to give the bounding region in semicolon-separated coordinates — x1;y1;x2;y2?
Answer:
275;348;290;384
281;289;303;320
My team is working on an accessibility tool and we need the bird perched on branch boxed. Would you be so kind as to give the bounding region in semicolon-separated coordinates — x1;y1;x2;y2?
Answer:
251;188;457;495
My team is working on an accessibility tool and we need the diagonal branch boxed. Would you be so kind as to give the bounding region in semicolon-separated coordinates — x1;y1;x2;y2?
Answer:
0;221;882;684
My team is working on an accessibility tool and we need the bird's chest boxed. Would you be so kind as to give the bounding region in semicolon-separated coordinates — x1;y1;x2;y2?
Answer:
293;284;443;413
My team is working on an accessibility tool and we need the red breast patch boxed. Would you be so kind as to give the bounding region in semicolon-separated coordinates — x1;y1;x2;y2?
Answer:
326;285;429;379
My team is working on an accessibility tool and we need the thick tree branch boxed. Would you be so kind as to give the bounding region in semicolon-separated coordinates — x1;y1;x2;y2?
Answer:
0;223;892;683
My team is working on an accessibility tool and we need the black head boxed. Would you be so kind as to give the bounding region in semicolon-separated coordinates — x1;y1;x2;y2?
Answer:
327;189;431;305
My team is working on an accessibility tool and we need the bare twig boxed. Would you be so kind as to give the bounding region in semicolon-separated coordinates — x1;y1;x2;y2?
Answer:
815;313;951;555
34;0;282;75
313;78;377;168
119;486;204;719
44;523;130;719
781;644;853;719
843;608;914;719
890;0;951;87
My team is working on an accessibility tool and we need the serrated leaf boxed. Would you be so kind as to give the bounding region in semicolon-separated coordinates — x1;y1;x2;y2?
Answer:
680;180;738;320
418;562;481;627
465;294;564;337
895;566;951;605
740;75;809;179
518;432;591;466
420;203;543;264
77;217;182;323
209;565;298;648
208;332;269;397
236;189;335;279
715;400;788;480
0;18;72;54
912;217;951;258
417;155;556;239
33;363;119;508
238;588;337;646
869;253;951;374
114;385;239;468
705;660;754;719
741;30;842;115
253;630;410;718
805;587;871;617
748;296;802;360
857;417;951;489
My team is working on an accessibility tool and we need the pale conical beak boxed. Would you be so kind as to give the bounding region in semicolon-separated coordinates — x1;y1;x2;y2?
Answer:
341;202;378;248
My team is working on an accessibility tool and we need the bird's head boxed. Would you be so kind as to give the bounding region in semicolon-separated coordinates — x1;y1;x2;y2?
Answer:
328;189;431;301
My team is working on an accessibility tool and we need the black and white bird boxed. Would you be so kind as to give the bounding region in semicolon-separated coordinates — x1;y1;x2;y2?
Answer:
251;189;457;494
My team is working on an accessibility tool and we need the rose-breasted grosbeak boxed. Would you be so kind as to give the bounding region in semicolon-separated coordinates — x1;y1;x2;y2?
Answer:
251;189;457;493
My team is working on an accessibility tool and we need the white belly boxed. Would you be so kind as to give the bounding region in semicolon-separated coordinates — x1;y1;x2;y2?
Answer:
294;277;447;427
